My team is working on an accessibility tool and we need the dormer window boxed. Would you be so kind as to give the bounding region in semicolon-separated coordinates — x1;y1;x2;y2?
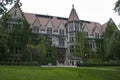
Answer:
59;29;64;35
83;31;88;38
95;33;99;39
47;27;52;34
32;26;39;33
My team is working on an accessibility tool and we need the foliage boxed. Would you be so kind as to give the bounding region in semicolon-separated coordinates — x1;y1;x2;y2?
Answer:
46;45;57;65
114;0;120;15
0;14;10;61
103;19;119;62
74;32;91;62
27;35;57;65
77;63;120;67
0;61;38;66
95;39;104;61
74;32;84;57
0;6;30;62
0;0;18;15
0;66;120;80
107;30;120;62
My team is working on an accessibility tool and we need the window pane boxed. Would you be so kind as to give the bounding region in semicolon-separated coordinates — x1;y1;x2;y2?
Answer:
84;31;88;38
95;33;99;38
75;23;79;32
69;23;73;32
32;26;39;33
47;28;52;34
59;38;64;47
59;29;64;35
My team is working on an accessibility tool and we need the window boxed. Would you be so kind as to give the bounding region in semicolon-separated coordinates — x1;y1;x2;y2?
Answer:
7;24;13;30
59;38;64;47
15;48;21;54
70;45;74;53
7;18;22;30
69;23;73;32
89;40;96;48
46;37;52;46
69;33;74;36
95;33;99;39
96;43;101;48
47;27;52;34
75;45;80;52
75;23;79;32
14;10;17;16
32;26;39;33
59;29;64;35
46;49;51;58
83;31;88;38
70;37;74;42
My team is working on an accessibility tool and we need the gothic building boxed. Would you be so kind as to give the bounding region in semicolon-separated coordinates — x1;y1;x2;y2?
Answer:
1;4;116;65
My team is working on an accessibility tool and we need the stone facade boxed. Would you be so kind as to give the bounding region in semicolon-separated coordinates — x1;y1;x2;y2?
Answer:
2;4;115;65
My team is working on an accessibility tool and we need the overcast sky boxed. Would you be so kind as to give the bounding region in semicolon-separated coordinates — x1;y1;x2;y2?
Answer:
20;0;120;26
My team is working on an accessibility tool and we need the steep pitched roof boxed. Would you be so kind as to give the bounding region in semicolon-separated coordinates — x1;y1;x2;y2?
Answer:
68;5;79;21
24;13;68;30
102;18;118;33
83;21;102;35
24;12;36;26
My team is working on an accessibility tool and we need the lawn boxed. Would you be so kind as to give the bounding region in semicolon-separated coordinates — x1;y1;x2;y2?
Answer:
0;66;120;80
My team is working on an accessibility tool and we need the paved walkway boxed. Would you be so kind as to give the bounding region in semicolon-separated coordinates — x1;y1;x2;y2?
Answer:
41;65;120;71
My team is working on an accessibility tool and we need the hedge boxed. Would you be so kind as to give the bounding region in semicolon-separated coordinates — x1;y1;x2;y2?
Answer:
77;63;120;67
0;62;39;66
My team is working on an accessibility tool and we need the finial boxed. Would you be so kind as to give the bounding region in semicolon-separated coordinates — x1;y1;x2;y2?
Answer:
72;4;74;8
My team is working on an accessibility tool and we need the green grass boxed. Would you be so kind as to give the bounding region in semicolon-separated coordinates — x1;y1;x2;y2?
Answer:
0;66;120;80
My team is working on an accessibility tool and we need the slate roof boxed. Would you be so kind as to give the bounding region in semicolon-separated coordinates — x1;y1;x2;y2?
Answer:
23;6;110;35
68;5;79;21
24;12;68;30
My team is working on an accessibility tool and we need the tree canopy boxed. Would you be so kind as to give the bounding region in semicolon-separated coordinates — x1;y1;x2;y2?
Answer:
0;0;18;15
114;0;120;15
103;19;120;62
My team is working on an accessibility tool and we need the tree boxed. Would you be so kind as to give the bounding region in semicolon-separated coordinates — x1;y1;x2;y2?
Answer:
48;45;57;65
0;0;18;15
114;0;120;15
27;35;47;64
0;14;11;61
0;2;30;62
103;19;119;62
107;30;120;62
74;32;84;57
0;22;9;61
74;32;91;62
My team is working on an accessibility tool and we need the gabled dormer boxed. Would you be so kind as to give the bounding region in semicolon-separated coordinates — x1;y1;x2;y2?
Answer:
8;1;23;19
82;23;89;38
2;1;27;31
32;17;41;33
59;21;65;35
46;19;54;34
93;23;100;38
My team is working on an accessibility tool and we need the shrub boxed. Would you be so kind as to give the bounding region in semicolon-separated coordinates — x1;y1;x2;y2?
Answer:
0;61;39;66
77;63;120;67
